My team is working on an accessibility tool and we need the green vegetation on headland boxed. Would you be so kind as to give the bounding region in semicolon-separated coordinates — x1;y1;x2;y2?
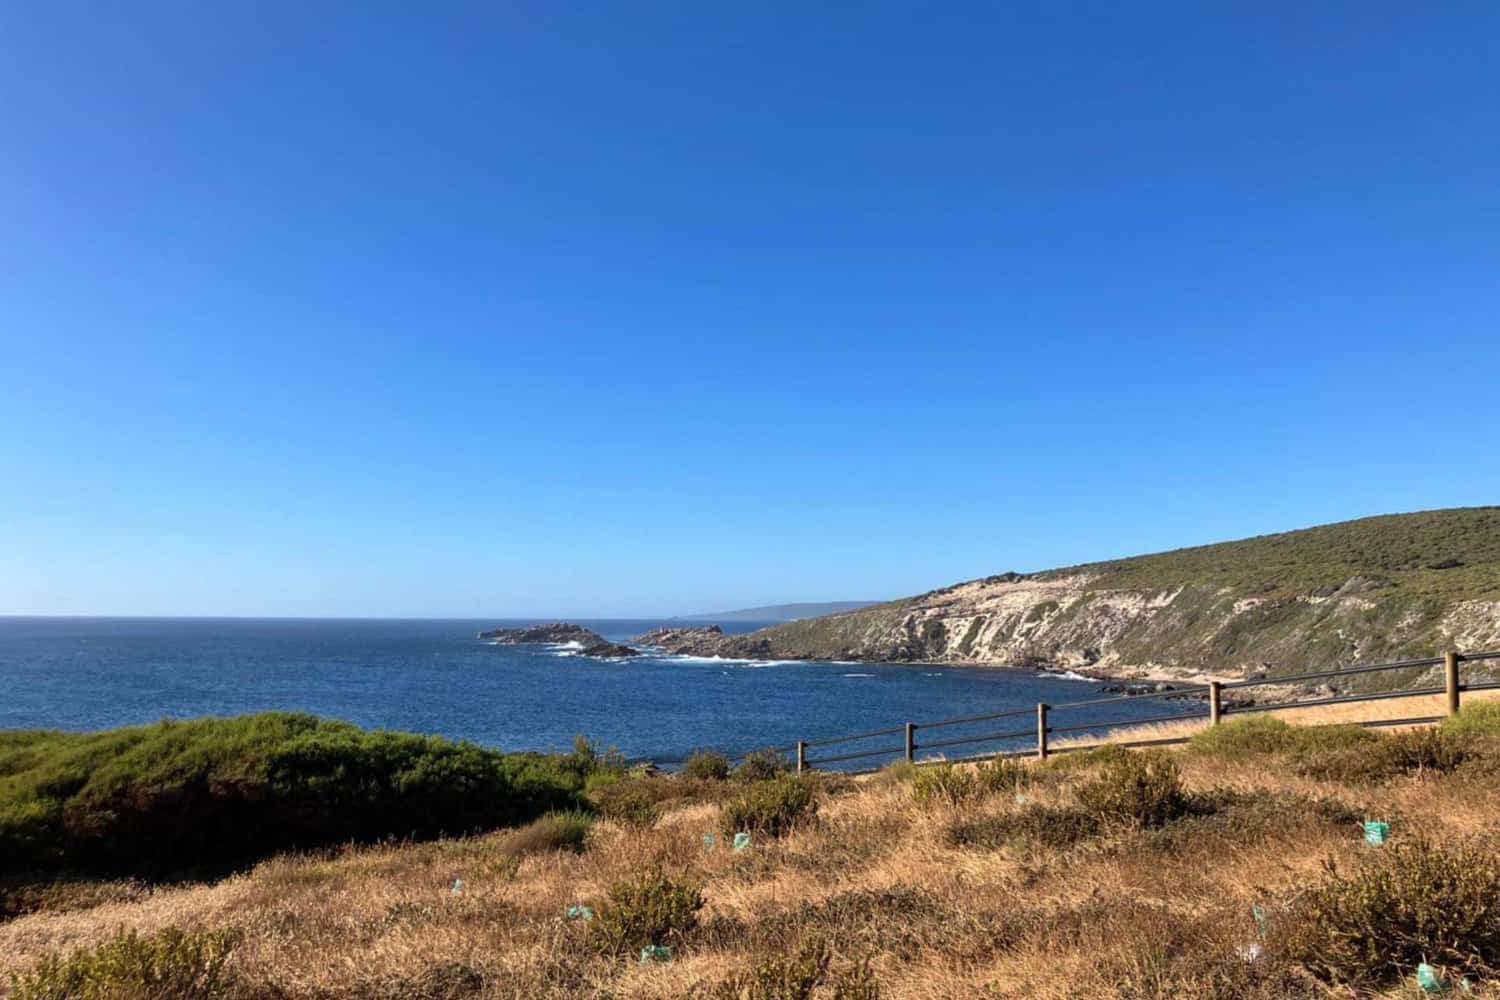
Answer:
656;507;1500;682
0;713;600;879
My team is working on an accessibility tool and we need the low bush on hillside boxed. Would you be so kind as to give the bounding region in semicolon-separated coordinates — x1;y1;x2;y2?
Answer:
1188;716;1376;759
1443;700;1500;738
589;867;704;956
1137;790;1361;854
721;776;819;839
497;811;593;858
1271;838;1500;987
8;927;240;1000
1294;726;1473;784
909;757;1028;806
590;781;661;829
1046;743;1131;771
1074;750;1188;829
735;750;789;782
682;750;732;781
0;713;589;877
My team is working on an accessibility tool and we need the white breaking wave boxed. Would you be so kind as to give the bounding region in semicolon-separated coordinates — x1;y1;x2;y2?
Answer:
661;654;800;667
1040;670;1094;682
842;672;876;678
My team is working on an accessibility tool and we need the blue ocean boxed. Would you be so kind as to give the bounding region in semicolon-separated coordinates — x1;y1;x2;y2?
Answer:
0;617;1198;766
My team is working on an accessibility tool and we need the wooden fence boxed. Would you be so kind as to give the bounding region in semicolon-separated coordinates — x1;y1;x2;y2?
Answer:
765;649;1500;774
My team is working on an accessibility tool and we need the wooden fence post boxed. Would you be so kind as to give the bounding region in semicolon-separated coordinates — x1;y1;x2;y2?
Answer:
1445;651;1462;717
904;723;916;763
796;741;806;774
1036;703;1049;760
1209;681;1222;726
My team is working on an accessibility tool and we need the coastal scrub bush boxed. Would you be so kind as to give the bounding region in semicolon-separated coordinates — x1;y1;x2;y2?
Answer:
1272;838;1500;986
682;750;732;781
1074;750;1187;829
591;782;661;829
562;735;628;783
1442;700;1500;739
8;927;239;1000
1188;715;1293;757
498;811;593;858
1294;727;1471;784
909;761;977;806
1188;716;1377;761
589;867;704;956
1046;743;1131;772
909;758;1028;806
721;776;819;839
0;713;586;878
735;750;789;782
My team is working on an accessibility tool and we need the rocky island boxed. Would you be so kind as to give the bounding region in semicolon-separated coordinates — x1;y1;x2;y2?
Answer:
477;622;640;658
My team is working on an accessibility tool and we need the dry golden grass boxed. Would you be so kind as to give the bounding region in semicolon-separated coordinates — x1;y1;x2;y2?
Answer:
1054;686;1500;751
5;713;1500;999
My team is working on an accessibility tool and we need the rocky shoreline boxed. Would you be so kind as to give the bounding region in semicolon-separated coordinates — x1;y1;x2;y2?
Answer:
478;621;1341;705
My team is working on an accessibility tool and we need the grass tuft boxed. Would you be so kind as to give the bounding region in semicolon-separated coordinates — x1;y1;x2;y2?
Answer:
8;927;239;1000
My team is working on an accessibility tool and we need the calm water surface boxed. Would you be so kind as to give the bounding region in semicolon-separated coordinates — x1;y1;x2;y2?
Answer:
0;617;1200;766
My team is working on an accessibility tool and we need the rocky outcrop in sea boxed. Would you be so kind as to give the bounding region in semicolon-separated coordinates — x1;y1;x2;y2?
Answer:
478;623;605;644
478;623;641;658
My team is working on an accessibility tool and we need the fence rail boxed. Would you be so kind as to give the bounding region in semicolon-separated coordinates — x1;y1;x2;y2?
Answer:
768;649;1500;775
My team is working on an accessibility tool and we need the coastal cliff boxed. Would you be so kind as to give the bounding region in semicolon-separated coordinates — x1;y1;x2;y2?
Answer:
645;508;1500;684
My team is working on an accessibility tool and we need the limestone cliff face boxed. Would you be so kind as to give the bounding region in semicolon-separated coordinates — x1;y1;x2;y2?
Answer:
652;508;1500;683
723;574;1500;681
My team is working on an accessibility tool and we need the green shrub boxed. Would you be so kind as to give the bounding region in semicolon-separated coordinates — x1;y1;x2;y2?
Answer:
589;781;661;830
974;756;1029;795
909;757;1029;807
1074;751;1187;829
682;750;732;782
1188;716;1293;757
1294;727;1471;784
0;714;586;878
909;761;976;806
735;750;789;782
721;776;819;839
1189;716;1378;760
1046;743;1131;771
498;811;592;858
1442;700;1500;738
589;867;704;956
1272;838;1500;986
8;927;239;1000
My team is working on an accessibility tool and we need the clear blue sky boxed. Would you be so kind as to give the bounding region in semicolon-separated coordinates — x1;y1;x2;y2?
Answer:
3;3;1497;618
